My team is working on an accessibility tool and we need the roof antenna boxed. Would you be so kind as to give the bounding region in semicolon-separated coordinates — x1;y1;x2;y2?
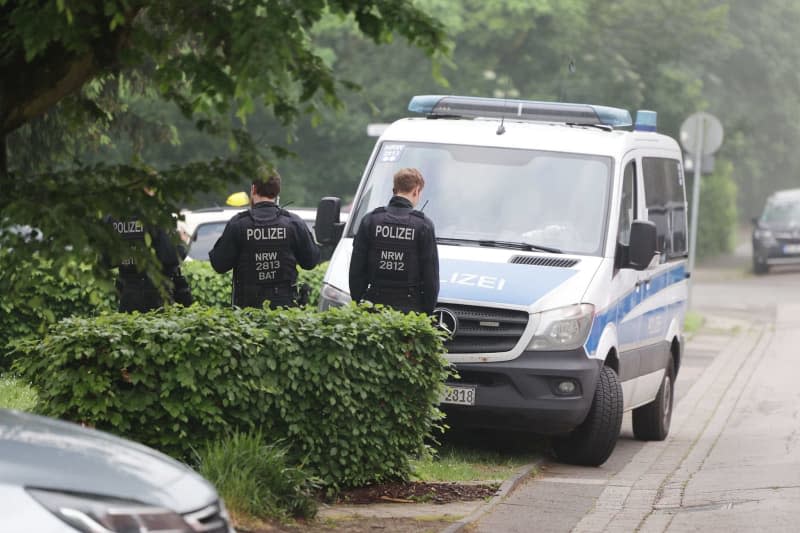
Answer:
497;74;510;135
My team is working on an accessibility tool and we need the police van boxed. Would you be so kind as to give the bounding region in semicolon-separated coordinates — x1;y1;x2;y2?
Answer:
315;95;689;466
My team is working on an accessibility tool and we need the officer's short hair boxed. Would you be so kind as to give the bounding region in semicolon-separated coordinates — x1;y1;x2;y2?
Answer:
253;166;281;198
393;168;425;194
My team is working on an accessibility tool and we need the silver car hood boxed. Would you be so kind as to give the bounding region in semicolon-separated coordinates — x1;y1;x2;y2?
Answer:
0;409;217;513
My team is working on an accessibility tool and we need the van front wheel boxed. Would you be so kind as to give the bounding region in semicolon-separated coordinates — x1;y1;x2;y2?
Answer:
552;365;623;466
632;358;674;441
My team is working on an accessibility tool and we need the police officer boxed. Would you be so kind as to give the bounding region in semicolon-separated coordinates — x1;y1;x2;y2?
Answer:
349;167;439;314
209;168;320;308
110;216;193;313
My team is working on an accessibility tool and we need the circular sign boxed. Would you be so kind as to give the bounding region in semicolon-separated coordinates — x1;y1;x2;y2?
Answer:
680;112;723;156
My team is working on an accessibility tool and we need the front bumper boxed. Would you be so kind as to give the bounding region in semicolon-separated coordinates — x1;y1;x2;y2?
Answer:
753;239;800;265
442;348;603;435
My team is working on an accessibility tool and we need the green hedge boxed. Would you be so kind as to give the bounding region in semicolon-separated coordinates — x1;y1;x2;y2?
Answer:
12;304;449;488
181;260;232;307
0;252;115;365
1;258;328;363
182;260;328;308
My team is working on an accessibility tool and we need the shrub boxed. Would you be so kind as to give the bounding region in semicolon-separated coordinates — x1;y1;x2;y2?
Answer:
181;260;232;307
689;160;739;261
12;304;449;488
196;430;319;520
0;252;114;365
182;260;328;308
1;258;328;365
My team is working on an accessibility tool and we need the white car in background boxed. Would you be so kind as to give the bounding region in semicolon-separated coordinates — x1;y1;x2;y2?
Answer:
179;204;346;262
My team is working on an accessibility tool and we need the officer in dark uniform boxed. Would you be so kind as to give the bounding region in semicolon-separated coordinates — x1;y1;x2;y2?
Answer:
209;168;319;309
349;167;439;314
110;216;193;313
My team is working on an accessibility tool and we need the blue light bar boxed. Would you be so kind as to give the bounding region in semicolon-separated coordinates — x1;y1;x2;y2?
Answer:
634;110;657;132
407;95;633;128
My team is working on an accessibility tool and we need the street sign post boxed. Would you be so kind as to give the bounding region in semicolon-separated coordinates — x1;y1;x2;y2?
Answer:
680;111;723;306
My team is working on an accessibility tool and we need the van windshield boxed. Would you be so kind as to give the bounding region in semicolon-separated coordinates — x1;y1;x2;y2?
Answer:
348;142;613;256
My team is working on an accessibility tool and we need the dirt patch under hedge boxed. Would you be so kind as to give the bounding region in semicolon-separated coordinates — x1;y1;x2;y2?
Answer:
234;481;500;532
334;480;500;504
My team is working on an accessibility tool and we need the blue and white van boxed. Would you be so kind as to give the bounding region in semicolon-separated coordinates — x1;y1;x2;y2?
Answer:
315;95;689;466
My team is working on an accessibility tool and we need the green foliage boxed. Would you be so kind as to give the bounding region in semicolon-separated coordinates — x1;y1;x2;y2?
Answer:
181;260;232;307
196;430;319;520
182;260;328;308
708;0;800;219
0;250;115;365
0;374;38;411
0;255;327;366
691;160;739;260
298;261;328;308
683;311;705;335
411;444;538;483
1;0;447;307
12;304;450;488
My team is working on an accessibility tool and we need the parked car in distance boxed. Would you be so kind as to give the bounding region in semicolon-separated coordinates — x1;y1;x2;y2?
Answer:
752;188;800;274
182;204;346;262
0;408;233;533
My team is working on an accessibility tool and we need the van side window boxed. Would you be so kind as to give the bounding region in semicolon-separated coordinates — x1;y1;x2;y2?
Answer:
617;161;636;246
642;157;687;261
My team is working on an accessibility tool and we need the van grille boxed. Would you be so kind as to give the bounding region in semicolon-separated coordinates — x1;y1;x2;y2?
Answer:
510;255;579;268
437;304;529;354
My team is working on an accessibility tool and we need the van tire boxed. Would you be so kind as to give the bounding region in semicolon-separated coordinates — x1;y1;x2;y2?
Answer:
552;365;623;466
633;358;674;441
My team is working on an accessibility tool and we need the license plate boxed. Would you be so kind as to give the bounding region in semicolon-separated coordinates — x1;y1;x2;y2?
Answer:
441;384;476;406
783;244;800;254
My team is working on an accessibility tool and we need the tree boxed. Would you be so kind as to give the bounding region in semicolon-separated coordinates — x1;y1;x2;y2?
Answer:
244;0;733;205
0;1;446;307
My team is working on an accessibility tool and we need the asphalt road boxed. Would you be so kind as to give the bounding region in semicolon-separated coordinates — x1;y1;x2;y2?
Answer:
467;246;800;532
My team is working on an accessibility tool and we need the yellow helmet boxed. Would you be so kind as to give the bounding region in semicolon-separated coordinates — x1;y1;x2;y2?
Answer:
226;191;249;207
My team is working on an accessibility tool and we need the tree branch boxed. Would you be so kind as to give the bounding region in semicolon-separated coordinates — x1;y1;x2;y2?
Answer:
2;53;98;136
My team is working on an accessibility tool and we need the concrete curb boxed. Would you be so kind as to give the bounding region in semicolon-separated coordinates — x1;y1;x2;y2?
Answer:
440;459;542;533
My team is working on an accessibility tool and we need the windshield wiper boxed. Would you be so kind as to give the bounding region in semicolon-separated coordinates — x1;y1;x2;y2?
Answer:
478;240;562;254
437;237;562;254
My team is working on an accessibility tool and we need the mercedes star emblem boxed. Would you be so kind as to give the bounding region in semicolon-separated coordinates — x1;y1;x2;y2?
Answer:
433;307;459;337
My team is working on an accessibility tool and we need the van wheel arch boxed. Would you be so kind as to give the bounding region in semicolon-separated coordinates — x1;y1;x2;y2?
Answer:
671;336;681;378
604;348;619;375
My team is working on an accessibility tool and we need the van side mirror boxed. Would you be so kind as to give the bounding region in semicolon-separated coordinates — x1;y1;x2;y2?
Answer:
315;197;344;246
751;216;760;227
627;220;657;270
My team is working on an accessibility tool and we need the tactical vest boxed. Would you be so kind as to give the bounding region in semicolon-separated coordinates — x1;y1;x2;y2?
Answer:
366;207;423;291
234;208;297;308
110;217;164;312
112;218;147;279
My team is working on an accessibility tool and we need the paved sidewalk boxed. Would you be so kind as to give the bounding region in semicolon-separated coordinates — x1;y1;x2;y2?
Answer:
318;303;800;533
647;304;800;532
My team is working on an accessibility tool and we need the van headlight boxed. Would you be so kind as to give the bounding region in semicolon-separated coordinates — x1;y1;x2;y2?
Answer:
526;303;595;351
320;283;351;310
27;489;194;533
